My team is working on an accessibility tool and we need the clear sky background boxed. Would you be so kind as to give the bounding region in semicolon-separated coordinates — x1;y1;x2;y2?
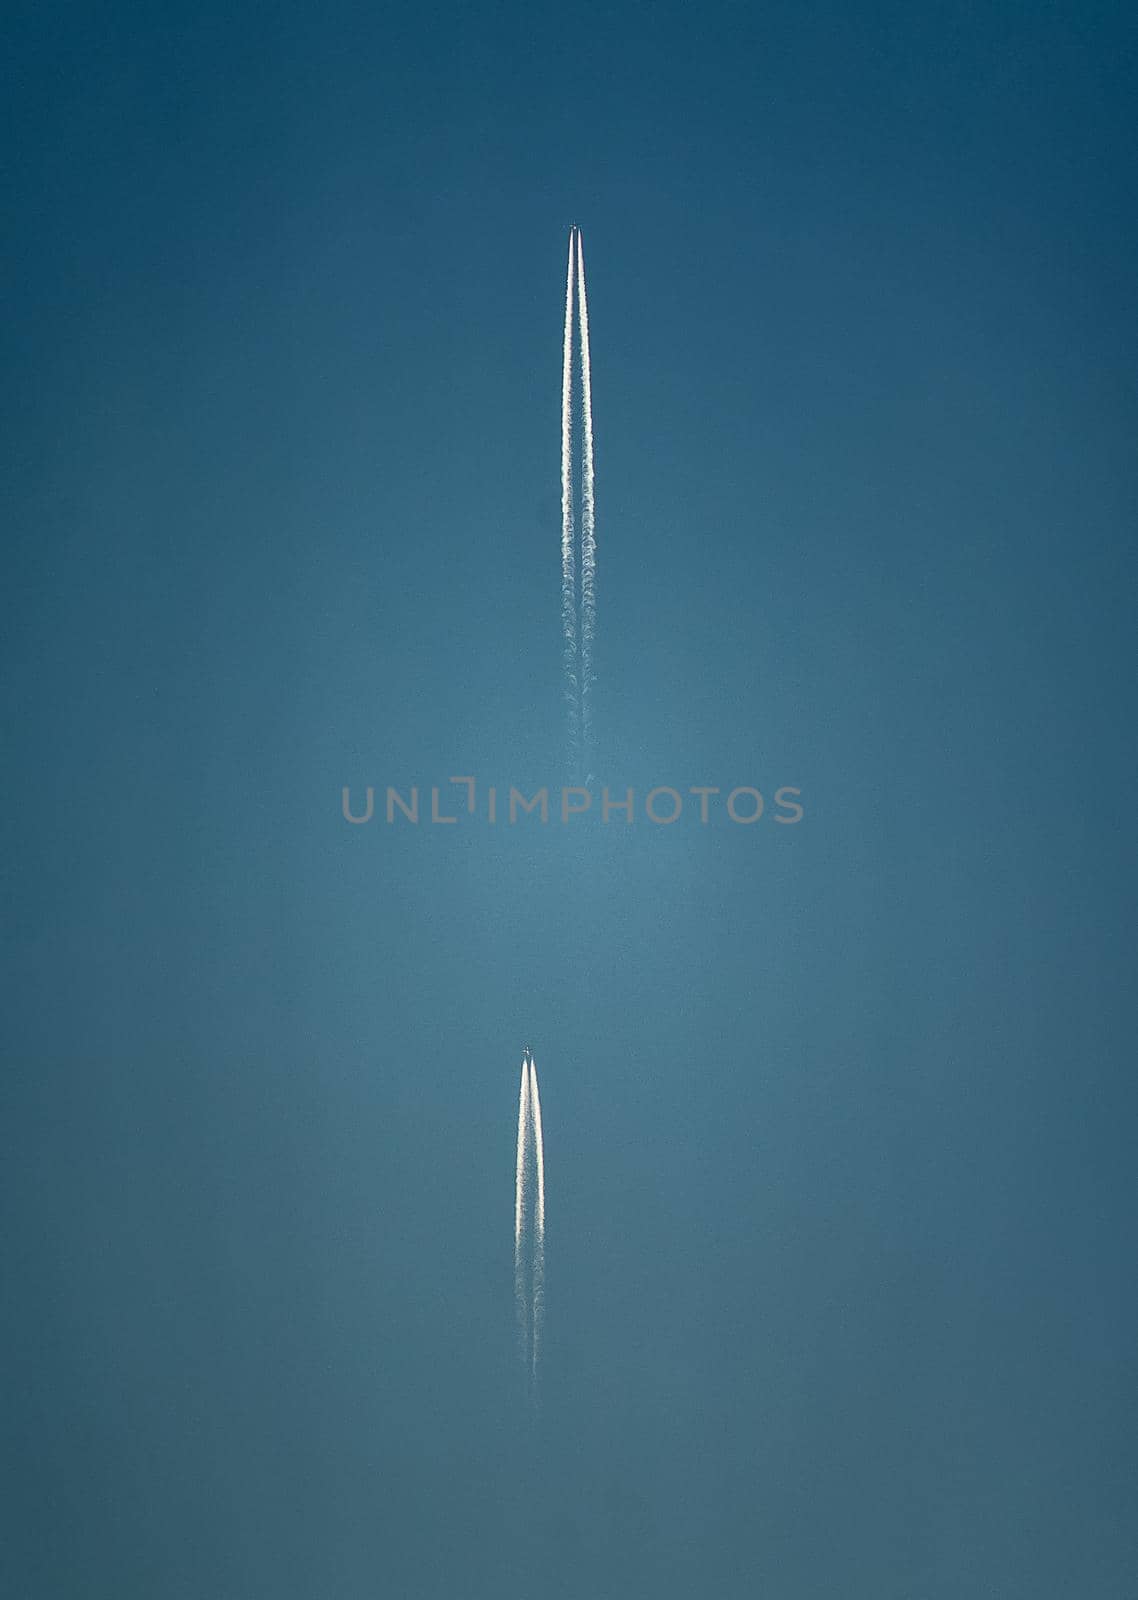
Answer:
4;3;1137;1596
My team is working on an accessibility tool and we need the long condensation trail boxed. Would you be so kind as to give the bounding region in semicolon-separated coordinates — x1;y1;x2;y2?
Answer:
575;228;597;771
561;229;579;772
514;1056;531;1364
528;1054;546;1384
512;1049;547;1394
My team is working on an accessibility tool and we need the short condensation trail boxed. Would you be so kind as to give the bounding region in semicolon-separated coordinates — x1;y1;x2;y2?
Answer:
560;229;579;774
575;228;597;771
528;1054;546;1384
514;1055;532;1367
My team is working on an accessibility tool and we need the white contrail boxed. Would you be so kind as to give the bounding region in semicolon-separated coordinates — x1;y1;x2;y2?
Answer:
512;1049;547;1394
514;1055;531;1364
528;1054;546;1384
575;228;597;770
560;229;579;771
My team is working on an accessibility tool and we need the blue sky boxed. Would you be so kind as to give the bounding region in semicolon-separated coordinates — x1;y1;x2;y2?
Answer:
4;3;1138;1596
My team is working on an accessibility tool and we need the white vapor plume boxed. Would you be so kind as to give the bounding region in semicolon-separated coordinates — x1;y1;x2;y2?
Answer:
528;1054;546;1383
514;1055;531;1363
561;230;579;769
513;1049;547;1396
559;227;598;779
575;229;597;771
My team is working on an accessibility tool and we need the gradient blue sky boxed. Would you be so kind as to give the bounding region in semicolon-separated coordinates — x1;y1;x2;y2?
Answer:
5;3;1138;1596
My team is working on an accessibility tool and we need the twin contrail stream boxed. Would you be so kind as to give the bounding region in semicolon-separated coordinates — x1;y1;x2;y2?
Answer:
575;231;597;767
560;226;597;779
513;1049;547;1395
514;1055;530;1366
560;230;579;770
528;1053;546;1382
